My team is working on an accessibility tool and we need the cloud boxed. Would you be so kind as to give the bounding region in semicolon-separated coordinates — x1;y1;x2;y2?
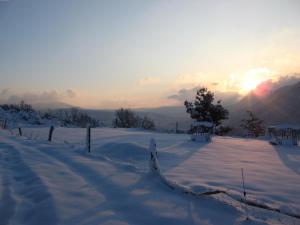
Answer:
137;76;161;86
99;100;137;109
273;74;300;89
218;73;241;92
168;87;198;102
173;73;205;89
219;68;289;94
172;73;235;92
0;89;77;106
168;86;241;106
253;73;300;96
64;89;76;98
168;73;300;105
245;68;272;78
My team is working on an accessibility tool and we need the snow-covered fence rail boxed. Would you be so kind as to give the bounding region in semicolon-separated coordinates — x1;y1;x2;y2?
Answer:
268;125;300;146
8;127;103;150
10;127;86;146
10;127;46;140
149;139;300;220
191;132;211;142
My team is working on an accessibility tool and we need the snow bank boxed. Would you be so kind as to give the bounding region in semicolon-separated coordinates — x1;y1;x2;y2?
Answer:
0;127;299;224
97;142;148;162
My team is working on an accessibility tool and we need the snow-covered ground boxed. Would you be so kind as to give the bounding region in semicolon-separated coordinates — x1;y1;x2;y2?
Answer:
1;127;300;225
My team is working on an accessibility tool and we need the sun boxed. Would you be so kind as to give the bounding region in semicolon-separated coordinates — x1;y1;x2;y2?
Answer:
241;77;261;92
240;68;271;93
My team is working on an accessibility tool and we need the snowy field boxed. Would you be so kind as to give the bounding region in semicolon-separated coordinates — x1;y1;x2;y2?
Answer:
1;127;300;225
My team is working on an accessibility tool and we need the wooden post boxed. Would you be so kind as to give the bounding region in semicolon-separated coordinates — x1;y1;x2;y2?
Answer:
86;125;91;153
175;121;178;133
241;168;249;220
149;139;159;172
3;119;7;129
18;127;22;136
48;126;54;142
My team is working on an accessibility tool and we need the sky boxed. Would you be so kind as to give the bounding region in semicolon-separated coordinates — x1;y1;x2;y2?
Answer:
0;0;300;109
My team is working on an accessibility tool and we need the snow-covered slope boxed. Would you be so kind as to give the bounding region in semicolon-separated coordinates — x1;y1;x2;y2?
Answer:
0;128;299;225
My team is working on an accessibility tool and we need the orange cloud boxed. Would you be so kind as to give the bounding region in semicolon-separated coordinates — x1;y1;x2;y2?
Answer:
137;76;161;86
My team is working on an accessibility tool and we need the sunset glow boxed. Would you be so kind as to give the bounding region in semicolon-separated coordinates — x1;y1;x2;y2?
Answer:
240;68;272;93
0;1;300;108
1;2;300;225
242;78;261;92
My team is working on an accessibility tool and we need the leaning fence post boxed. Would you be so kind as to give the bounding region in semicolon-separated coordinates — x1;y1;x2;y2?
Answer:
3;119;7;129
86;125;91;153
149;139;160;172
48;126;54;142
18;127;22;136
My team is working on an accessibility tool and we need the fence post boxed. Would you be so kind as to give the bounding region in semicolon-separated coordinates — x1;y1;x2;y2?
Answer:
86;125;91;153
3;119;7;129
48;126;54;142
149;139;160;172
18;127;22;136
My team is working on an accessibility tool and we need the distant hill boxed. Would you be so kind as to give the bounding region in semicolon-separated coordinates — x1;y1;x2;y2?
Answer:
228;81;300;132
11;81;296;133
137;107;192;131
136;81;300;132
83;107;192;131
32;101;74;109
84;109;115;127
83;82;300;133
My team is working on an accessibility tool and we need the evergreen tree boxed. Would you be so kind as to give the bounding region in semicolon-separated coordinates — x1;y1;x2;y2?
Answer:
240;110;265;137
184;88;229;128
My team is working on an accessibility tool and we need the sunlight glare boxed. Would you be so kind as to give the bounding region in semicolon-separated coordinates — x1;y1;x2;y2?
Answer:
241;68;271;93
242;78;261;91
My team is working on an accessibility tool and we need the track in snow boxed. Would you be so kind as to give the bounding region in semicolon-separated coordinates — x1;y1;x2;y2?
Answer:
0;129;299;225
